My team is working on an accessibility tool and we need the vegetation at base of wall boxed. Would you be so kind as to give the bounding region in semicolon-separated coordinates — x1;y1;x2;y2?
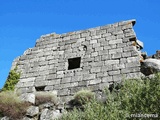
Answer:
60;73;160;120
35;91;58;106
73;89;95;106
0;91;30;120
119;75;160;117
2;66;20;91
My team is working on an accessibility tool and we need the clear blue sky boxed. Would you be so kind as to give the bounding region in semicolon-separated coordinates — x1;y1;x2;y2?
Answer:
0;0;160;89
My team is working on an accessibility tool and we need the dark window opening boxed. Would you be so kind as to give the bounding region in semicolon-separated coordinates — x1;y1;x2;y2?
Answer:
35;86;45;91
129;37;136;41
68;57;81;70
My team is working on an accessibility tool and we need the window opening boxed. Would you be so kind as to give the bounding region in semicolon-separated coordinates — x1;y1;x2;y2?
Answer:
68;57;81;70
35;86;45;91
129;37;136;41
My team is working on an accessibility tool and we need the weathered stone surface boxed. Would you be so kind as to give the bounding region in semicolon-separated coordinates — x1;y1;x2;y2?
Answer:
22;117;32;120
0;116;9;120
141;58;160;76
40;109;61;120
26;106;39;117
136;40;143;49
39;102;55;110
19;93;35;104
10;19;143;99
40;108;48;120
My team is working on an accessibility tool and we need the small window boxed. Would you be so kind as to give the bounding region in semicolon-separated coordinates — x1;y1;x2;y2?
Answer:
68;57;81;70
35;86;45;91
129;37;136;41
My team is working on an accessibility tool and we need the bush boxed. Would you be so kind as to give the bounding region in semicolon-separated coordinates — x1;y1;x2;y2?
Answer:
73;89;95;105
0;91;30;120
119;74;160;118
61;95;126;120
35;91;58;106
2;66;20;91
60;73;160;120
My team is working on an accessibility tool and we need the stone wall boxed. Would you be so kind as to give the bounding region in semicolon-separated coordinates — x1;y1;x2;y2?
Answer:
12;19;143;101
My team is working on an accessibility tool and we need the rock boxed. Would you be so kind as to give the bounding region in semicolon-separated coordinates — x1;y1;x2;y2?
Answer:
19;93;35;104
141;58;160;76
40;109;48;120
52;110;62;119
39;102;55;110
22;117;32;120
40;109;61;120
136;40;143;49
26;106;39;117
0;116;9;120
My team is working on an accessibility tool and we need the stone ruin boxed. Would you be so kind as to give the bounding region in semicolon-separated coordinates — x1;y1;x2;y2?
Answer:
2;19;160;120
11;19;144;102
11;20;143;101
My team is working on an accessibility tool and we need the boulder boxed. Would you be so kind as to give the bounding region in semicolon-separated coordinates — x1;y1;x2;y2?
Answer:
141;58;160;76
19;93;35;104
40;109;49;120
40;109;61;120
39;102;55;110
26;106;39;117
0;116;9;120
22;117;32;120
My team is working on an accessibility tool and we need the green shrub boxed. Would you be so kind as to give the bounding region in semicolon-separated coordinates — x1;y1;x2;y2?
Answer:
0;91;30;120
35;91;58;106
60;74;160;120
2;66;20;91
119;74;160;119
73;89;95;105
61;95;126;120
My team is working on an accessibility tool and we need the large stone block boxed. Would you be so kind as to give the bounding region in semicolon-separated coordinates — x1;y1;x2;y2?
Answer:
90;67;101;73
58;89;70;96
102;76;113;83
61;77;71;83
26;106;39;117
111;53;122;59
108;39;122;45
109;48;123;54
83;74;96;80
19;93;35;104
121;67;140;74
89;79;101;85
105;60;119;65
108;70;120;75
47;79;61;85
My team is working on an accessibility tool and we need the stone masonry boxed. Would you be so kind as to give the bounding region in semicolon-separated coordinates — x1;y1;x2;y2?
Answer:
11;19;143;101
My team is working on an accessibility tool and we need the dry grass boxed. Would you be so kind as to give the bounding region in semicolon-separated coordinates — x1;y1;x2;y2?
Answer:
35;91;58;106
0;91;30;120
74;89;95;105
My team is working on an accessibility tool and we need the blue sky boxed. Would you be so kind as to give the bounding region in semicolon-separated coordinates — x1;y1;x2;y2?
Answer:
0;0;160;89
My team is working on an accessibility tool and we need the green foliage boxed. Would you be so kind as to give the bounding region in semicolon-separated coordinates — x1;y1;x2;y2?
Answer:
61;88;125;120
73;89;95;105
60;74;160;120
2;66;20;91
0;91;30;120
120;74;160;118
